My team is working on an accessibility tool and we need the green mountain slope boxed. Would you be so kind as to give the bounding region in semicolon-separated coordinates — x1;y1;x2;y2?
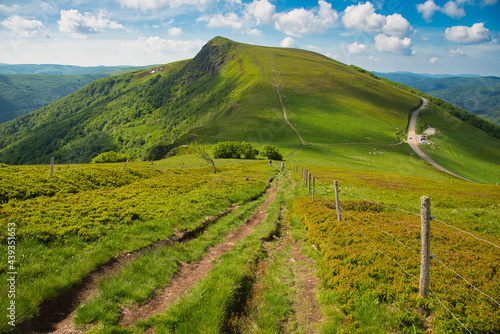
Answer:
0;37;498;183
376;72;500;126
0;74;107;124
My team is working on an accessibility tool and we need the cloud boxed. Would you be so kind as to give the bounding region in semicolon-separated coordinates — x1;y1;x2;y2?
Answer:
244;0;275;25
274;0;339;37
280;36;296;47
445;22;491;44
417;0;440;22
168;27;182;36
244;28;262;36
369;55;381;61
0;4;20;13
449;47;466;57
58;9;124;38
347;42;366;54
197;12;243;30
481;0;498;7
343;1;412;37
122;36;205;54
430;57;438;63
1;15;49;38
115;0;216;11
374;33;414;55
441;1;466;19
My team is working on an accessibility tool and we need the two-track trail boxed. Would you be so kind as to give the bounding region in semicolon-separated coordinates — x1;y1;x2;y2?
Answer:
119;178;280;328
32;177;279;334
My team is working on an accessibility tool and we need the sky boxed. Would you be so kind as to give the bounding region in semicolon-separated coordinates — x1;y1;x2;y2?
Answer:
1;0;499;76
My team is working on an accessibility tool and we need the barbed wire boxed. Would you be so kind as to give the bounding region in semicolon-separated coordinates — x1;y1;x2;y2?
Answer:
340;189;421;217
313;195;419;280
309;173;500;251
433;218;500;251
433;256;500;307
316;191;420;255
294;168;490;333
429;287;473;334
313;194;475;334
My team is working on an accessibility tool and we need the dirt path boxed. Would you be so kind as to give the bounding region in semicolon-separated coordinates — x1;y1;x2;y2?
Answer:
408;97;478;183
272;54;307;146
118;178;280;328
13;180;277;334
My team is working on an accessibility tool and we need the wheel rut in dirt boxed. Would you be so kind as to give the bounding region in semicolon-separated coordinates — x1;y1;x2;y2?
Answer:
13;178;275;334
119;178;280;327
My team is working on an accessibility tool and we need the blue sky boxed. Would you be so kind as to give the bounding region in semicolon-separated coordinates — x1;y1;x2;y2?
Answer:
1;0;499;75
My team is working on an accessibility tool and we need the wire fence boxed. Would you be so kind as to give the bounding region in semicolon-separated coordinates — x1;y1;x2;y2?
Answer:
294;165;500;333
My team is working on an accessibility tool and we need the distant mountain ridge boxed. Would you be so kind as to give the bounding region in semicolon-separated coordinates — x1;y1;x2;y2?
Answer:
0;64;157;124
0;64;155;75
0;37;498;172
375;72;500;125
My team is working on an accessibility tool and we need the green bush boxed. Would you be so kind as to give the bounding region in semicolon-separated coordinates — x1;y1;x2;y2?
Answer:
212;141;259;159
260;145;283;161
91;151;129;163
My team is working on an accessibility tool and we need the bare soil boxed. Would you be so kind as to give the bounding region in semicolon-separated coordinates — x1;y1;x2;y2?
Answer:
119;179;279;327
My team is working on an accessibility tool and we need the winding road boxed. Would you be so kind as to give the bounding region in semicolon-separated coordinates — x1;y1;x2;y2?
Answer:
408;97;477;183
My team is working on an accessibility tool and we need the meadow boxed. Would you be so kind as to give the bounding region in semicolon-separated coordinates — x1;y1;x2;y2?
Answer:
0;159;273;333
290;165;500;333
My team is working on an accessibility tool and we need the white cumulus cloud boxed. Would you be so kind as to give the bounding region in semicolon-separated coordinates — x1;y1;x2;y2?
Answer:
168;27;182;36
417;0;440;22
274;0;339;37
245;0;275;25
58;9;124;38
343;1;412;37
374;34;414;55
430;57;438;63
347;42;366;54
280;37;296;47
445;22;491;44
1;15;48;38
197;12;243;30
441;0;466;19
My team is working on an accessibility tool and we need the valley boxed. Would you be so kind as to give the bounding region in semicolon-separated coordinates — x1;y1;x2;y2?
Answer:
0;37;499;333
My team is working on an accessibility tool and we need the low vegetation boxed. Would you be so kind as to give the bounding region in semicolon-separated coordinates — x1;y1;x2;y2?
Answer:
91;151;129;163
212;141;259;159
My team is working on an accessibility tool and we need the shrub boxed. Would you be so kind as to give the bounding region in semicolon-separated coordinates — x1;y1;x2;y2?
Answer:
212;141;259;159
91;151;129;163
260;145;283;161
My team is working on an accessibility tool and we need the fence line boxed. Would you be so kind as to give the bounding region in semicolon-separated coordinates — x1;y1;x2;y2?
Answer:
292;165;498;333
316;192;420;255
314;196;419;280
318;181;500;251
433;218;500;251
313;193;472;334
433;256;500;307
429;287;473;334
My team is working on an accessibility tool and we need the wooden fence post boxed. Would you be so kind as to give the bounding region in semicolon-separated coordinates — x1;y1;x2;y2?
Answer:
308;173;312;194
335;180;342;222
419;196;431;298
122;158;129;171
312;177;315;203
49;156;54;177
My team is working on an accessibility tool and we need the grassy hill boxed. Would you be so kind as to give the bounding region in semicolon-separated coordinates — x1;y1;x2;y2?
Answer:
0;65;156;124
376;72;500;126
0;37;498;183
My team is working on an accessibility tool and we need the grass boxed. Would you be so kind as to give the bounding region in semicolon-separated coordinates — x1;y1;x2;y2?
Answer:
74;192;268;327
290;165;500;333
0;161;273;332
417;103;500;184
